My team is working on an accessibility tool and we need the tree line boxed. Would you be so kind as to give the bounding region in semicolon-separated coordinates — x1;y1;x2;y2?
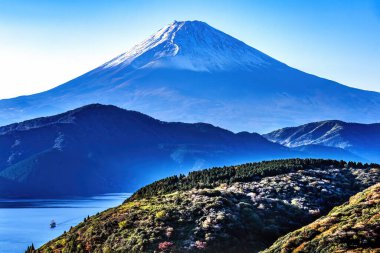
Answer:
129;158;379;201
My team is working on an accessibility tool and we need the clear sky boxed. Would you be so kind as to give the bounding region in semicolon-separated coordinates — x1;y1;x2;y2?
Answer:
0;0;379;99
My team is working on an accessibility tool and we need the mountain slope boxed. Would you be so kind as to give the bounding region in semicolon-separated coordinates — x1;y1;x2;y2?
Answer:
0;104;300;198
36;159;380;253
1;21;380;132
263;182;380;253
264;120;380;162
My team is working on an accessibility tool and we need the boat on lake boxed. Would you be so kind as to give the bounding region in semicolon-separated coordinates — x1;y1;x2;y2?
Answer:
50;220;56;229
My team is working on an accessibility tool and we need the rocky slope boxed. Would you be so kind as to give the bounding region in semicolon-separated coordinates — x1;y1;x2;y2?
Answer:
263;182;380;253
264;120;380;163
36;159;380;253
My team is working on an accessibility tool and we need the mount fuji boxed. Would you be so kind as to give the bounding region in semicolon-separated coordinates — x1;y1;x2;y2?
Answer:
1;20;379;132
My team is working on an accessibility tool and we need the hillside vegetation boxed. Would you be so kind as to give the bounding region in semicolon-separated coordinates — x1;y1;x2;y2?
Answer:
35;159;379;253
131;159;378;200
263;183;380;253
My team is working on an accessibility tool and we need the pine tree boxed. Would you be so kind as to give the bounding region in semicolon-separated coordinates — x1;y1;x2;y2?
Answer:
25;243;35;253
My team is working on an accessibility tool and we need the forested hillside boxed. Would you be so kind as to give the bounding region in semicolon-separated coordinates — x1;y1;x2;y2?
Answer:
35;159;379;253
263;183;380;253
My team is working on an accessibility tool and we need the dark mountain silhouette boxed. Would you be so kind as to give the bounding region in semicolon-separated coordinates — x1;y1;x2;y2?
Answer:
0;104;297;197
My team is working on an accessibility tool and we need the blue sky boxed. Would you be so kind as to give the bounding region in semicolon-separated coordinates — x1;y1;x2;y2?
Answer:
0;0;379;98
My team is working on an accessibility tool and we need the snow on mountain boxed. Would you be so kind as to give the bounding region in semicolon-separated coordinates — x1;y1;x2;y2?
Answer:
102;21;279;72
0;20;379;132
265;121;349;148
264;120;380;162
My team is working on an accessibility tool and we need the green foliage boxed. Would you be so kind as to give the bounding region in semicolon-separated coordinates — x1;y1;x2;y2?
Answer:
25;244;36;253
36;159;379;253
155;210;166;219
130;159;371;201
263;183;380;253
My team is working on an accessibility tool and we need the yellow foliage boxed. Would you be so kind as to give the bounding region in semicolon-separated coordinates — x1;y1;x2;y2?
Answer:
118;220;127;228
156;210;166;219
102;245;111;253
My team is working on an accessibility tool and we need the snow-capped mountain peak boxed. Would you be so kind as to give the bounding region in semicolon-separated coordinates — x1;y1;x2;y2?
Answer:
1;20;380;133
102;20;280;71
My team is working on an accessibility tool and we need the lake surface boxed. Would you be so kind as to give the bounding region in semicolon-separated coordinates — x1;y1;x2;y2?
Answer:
0;193;130;253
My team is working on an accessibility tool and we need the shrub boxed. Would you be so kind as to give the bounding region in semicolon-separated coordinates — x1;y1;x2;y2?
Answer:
195;240;207;249
118;220;127;229
158;241;174;251
156;210;167;219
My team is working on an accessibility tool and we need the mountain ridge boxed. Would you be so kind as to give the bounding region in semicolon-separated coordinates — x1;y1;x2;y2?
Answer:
1;104;369;198
0;104;297;198
264;120;380;162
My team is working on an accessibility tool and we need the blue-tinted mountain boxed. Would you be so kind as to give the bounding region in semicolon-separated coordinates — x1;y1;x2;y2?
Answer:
0;21;379;132
264;120;380;162
0;104;303;198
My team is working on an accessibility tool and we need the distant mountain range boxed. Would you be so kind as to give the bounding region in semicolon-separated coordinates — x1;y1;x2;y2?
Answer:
264;120;380;163
0;104;293;197
0;20;379;132
0;104;367;198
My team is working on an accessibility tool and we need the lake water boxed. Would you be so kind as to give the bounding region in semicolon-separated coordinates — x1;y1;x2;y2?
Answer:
0;193;130;253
